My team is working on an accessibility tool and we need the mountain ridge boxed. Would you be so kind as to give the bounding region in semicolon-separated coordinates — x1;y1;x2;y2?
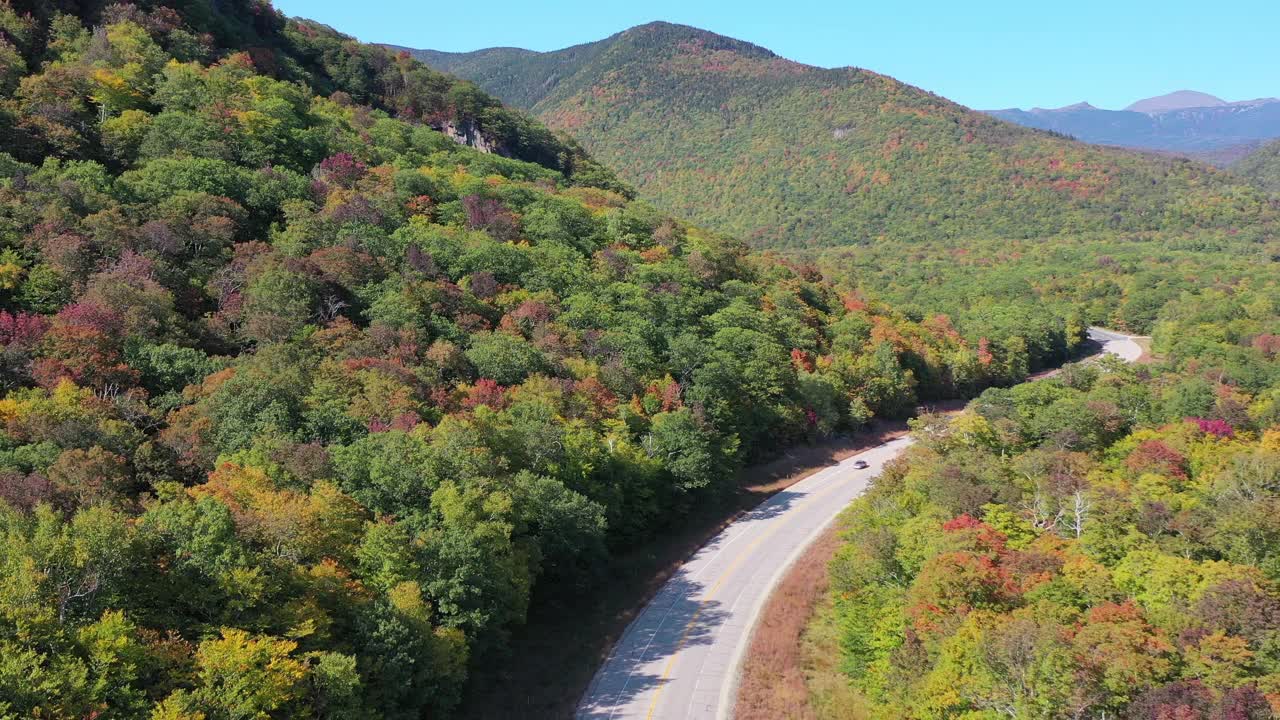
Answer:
401;23;1269;249
988;91;1280;163
392;22;793;113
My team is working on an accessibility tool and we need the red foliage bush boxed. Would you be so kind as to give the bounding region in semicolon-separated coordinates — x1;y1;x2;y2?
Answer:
462;379;507;410
0;311;49;349
790;348;814;373
1189;417;1234;438
1126;439;1188;479
317;152;367;187
462;195;520;241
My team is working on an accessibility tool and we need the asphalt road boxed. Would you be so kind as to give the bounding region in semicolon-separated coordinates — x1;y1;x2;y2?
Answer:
576;327;1142;720
1086;326;1144;362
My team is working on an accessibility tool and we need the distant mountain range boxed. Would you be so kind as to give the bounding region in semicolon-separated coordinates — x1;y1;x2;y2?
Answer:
393;25;1269;249
987;91;1280;166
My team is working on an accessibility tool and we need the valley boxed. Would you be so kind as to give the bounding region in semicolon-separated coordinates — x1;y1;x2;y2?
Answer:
1;3;1279;719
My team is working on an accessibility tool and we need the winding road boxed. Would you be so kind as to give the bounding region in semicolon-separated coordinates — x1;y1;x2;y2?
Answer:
1086;326;1143;363
576;327;1143;720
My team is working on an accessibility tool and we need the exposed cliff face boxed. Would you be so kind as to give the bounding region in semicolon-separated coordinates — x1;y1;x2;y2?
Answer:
437;118;502;155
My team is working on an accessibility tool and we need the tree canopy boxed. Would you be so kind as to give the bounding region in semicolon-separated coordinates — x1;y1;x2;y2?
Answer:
812;289;1280;718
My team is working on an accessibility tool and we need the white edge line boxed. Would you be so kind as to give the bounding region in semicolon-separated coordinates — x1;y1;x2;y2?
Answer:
577;459;859;716
713;436;914;720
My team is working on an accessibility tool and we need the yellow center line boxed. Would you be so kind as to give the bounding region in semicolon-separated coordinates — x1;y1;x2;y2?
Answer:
641;467;860;719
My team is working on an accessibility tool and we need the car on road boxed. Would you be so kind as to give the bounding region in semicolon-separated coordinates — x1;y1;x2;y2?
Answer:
853;459;869;469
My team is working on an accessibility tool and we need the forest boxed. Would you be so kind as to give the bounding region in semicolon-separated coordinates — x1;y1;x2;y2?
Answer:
808;273;1280;718
0;2;1103;717
1237;139;1280;195
814;221;1280;338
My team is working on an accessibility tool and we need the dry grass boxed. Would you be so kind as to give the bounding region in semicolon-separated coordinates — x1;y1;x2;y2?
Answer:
733;525;840;720
733;501;885;720
1134;336;1157;363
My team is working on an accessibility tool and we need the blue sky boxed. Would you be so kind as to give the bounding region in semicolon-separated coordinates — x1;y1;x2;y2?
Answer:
274;0;1279;111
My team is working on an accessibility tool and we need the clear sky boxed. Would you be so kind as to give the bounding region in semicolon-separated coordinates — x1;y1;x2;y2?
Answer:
273;0;1279;111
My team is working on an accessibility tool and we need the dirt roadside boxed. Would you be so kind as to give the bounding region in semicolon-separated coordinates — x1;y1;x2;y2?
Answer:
732;522;841;720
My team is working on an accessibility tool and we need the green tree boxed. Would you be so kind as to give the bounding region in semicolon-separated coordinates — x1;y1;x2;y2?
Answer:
464;332;547;385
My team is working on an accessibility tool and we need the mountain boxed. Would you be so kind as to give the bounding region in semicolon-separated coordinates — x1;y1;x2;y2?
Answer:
403;23;1267;249
1124;89;1226;112
988;93;1280;164
1234;137;1280;192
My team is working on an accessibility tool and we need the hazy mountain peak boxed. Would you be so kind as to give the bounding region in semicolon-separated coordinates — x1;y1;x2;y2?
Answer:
1125;90;1226;112
1030;101;1096;113
986;89;1280;163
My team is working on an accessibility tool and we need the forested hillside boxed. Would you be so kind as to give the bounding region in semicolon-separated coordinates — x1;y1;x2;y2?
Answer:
408;23;1274;250
807;275;1280;718
1237;138;1280;194
817;219;1280;339
1;0;625;191
0;3;1098;717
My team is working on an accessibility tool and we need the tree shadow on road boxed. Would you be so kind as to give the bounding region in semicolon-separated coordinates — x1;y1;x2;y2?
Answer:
726;486;807;524
576;483;815;715
576;572;731;718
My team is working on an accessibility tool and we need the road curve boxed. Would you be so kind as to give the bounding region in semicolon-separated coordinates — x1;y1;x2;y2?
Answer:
1086;326;1144;363
576;328;1140;720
